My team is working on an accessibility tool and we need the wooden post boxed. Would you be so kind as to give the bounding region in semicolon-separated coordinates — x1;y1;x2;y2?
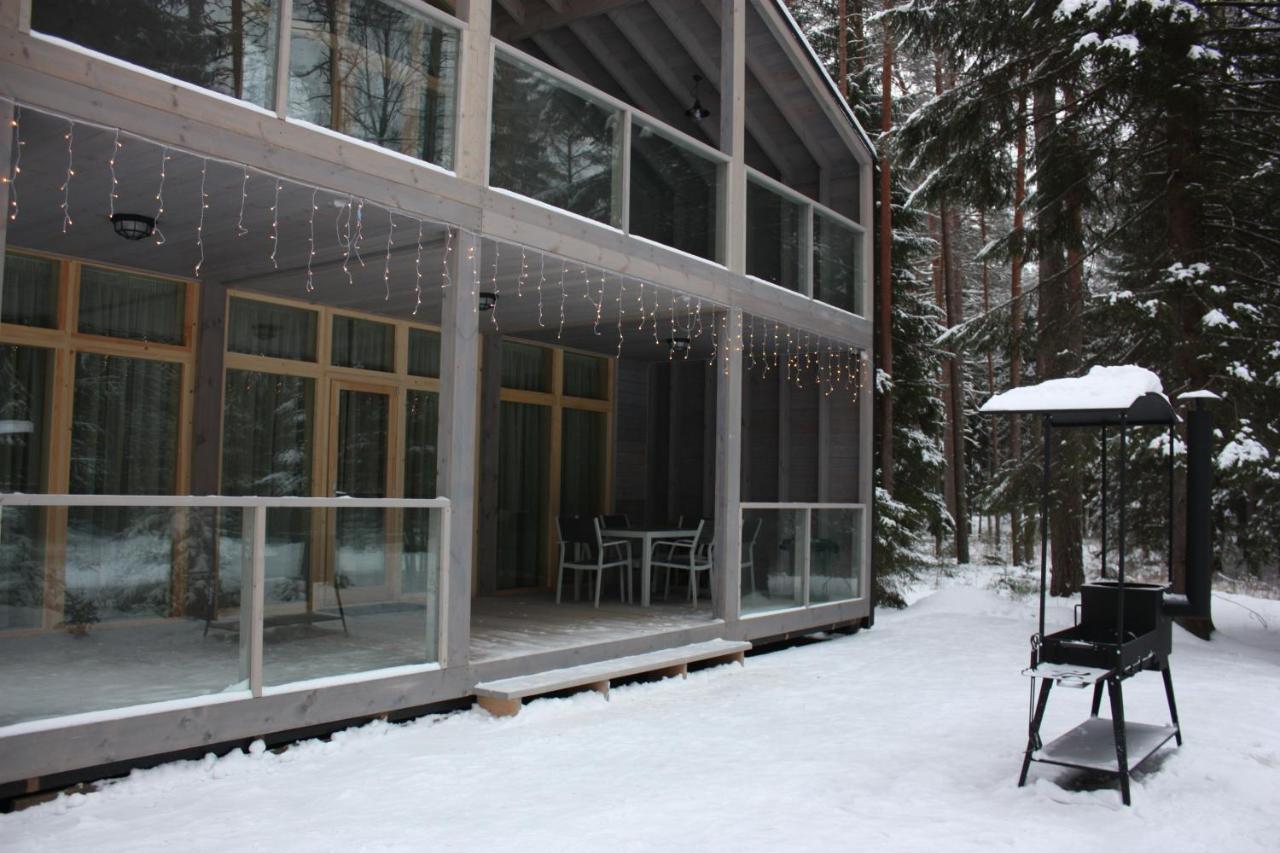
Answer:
454;0;493;186
475;332;502;595
719;0;747;276
713;309;743;622
438;229;482;667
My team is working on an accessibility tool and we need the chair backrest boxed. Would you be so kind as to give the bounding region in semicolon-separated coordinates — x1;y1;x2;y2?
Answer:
560;515;599;561
743;516;762;547
601;513;629;530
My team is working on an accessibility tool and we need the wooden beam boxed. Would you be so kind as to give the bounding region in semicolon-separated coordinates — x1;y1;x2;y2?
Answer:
438;228;483;666
565;20;669;119
497;0;639;42
455;0;494;186
700;0;829;174
719;0;747;275
495;0;526;25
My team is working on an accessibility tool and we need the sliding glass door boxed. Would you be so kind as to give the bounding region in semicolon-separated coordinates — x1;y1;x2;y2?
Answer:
328;384;395;601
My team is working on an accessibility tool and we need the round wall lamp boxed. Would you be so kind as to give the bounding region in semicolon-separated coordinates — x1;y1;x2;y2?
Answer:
668;335;692;354
110;213;156;241
479;291;499;311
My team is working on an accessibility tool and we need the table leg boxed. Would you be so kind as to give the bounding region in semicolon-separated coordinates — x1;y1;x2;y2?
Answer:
641;535;652;607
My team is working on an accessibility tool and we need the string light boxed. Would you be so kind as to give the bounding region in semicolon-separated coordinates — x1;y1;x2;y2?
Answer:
489;241;501;329
340;195;354;284
517;247;527;297
414;219;426;315
383;208;396;300
59;121;74;232
536;253;546;326
557;259;567;339
5;106;22;222
268;178;280;267
353;198;366;268
439;223;452;289
616;277;625;357
708;311;719;365
594;270;605;335
637;281;646;330
106;128;121;219
194;158;208;277
305;186;317;291
466;240;480;311
236;166;249;237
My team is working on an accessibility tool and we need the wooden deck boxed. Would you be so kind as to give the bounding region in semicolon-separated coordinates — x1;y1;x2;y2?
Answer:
469;594;716;663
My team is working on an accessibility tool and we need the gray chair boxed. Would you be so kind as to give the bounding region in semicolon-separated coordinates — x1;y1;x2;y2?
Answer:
556;516;632;607
652;519;712;605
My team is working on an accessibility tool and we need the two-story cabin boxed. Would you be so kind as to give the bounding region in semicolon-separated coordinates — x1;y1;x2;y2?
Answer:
0;0;874;790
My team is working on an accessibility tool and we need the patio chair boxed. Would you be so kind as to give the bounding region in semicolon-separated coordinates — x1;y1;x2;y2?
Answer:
555;516;632;608
652;519;712;605
600;513;630;529
742;516;762;595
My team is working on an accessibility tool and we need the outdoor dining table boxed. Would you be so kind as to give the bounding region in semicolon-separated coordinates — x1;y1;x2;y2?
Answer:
599;527;701;607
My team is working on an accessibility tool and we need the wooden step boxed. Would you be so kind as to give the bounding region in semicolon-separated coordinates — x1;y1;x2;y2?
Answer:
473;638;751;717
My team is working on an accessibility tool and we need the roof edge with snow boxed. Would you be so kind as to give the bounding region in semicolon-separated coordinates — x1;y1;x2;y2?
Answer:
980;366;1177;426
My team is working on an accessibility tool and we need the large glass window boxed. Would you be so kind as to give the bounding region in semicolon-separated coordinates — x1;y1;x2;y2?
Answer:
78;268;187;344
563;352;607;400
813;212;864;315
289;0;458;169
32;0;278;109
490;52;622;226
497;401;549;590
629;124;722;262
0;345;52;629
408;328;441;378
501;341;552;392
227;297;317;361
2;253;58;328
560;409;605;517
746;179;804;291
331;315;394;372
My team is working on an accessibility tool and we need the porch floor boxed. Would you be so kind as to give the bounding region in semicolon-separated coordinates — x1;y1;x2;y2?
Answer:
0;595;713;728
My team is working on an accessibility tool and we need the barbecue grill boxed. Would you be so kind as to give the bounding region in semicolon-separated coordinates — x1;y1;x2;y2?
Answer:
981;367;1217;806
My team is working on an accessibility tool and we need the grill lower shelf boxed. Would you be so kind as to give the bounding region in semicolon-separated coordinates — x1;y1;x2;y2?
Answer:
1035;718;1179;773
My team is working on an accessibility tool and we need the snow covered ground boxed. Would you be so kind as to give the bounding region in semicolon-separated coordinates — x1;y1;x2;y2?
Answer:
5;566;1279;852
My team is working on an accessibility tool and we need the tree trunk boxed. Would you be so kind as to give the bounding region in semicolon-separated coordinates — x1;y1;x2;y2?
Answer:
1010;88;1026;565
941;198;969;564
1033;77;1083;596
878;12;894;496
837;0;849;99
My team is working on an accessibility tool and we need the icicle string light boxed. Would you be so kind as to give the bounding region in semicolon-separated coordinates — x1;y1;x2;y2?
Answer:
440;224;453;289
383;208;396;300
107;128;120;219
557;259;567;339
236;166;249;237
5;106;22;222
637;281;646;331
414;219;426;315
268;178;280;267
153;147;171;245
340;196;354;284
616;277;625;358
304;186;317;291
353;198;366;267
194;158;208;277
536;253;546;327
517;247;527;298
489;242;501;330
59;121;74;232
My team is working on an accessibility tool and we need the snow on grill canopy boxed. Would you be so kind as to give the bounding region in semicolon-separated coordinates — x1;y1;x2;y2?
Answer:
979;365;1178;427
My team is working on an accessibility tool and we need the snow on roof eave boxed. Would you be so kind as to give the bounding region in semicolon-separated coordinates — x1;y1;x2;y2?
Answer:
771;0;878;162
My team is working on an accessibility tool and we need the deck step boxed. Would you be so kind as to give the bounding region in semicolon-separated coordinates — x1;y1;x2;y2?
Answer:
473;639;751;717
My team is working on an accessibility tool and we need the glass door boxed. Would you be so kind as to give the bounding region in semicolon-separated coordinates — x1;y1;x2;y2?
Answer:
496;401;550;590
326;383;395;603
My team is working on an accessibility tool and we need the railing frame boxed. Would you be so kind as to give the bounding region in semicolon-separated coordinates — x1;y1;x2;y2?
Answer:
739;501;868;616
0;493;452;700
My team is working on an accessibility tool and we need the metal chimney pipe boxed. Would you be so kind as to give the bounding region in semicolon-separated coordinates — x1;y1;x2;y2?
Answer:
1174;392;1218;638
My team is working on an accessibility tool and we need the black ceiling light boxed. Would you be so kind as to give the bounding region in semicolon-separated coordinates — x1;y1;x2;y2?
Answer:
668;335;692;354
685;74;711;120
479;291;499;312
110;213;156;241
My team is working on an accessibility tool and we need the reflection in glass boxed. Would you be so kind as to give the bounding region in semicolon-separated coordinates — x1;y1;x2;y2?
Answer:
560;409;605;516
67;354;182;622
404;391;438;598
490;53;621;225
78;267;186;344
562;352;607;399
0;345;51;629
289;0;458;168
227;297;318;361
629;124;721;262
32;0;278;109
2;253;58;328
809;507;862;603
497;402;549;590
746;179;804;291
814;212;864;315
333;389;390;591
740;508;806;614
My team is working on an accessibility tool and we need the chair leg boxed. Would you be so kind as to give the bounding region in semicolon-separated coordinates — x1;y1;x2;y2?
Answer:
691;570;698;606
594;570;603;608
555;562;565;604
664;567;672;600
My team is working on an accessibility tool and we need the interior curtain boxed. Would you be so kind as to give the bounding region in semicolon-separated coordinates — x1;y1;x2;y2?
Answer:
0;345;51;628
1;253;58;327
501;341;550;391
560;409;604;517
77;267;186;345
496;401;548;589
227;298;317;361
331;316;394;372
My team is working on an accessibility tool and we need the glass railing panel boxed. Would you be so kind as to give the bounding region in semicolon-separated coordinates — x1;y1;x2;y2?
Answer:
260;505;441;685
0;503;245;726
809;506;863;604
813;210;864;316
740;507;806;614
746;178;804;291
32;0;279;110
629;122;723;262
289;0;459;169
490;51;623;226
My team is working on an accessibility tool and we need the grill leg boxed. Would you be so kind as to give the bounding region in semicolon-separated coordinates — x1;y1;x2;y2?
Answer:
1090;681;1105;717
1108;677;1131;806
1019;678;1053;788
1162;662;1183;745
